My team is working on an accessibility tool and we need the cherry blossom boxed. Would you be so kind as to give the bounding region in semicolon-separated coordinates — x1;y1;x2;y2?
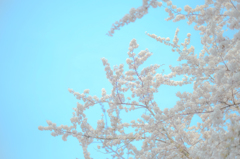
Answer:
39;0;240;158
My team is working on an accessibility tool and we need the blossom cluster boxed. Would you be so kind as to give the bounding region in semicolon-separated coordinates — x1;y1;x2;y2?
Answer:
39;0;240;158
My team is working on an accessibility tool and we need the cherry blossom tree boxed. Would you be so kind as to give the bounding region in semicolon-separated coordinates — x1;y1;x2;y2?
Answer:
39;0;240;158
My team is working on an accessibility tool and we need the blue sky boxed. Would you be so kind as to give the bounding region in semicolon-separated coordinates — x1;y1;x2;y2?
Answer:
0;0;207;158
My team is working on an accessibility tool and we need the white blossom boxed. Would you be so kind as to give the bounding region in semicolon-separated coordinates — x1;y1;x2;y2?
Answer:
83;89;90;94
39;0;240;158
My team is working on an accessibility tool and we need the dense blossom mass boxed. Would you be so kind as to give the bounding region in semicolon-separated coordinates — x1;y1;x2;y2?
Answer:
39;0;240;158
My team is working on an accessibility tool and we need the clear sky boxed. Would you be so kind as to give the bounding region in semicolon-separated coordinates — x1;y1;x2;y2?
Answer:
0;0;209;158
